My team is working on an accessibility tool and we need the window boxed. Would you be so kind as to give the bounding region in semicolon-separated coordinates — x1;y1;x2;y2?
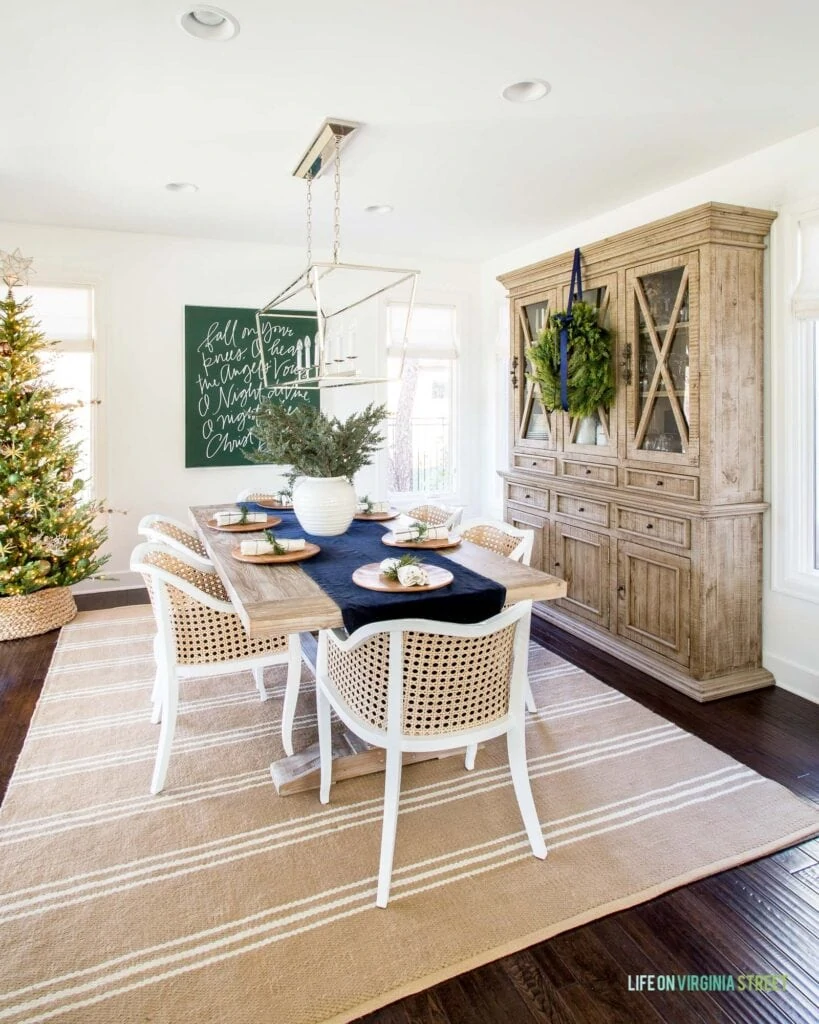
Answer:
19;285;97;500
814;321;819;569
386;303;458;496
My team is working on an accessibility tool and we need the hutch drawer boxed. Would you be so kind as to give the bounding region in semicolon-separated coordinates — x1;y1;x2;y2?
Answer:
554;493;609;527
506;482;549;510
513;454;556;474
623;468;699;500
616;507;691;549
561;460;617;485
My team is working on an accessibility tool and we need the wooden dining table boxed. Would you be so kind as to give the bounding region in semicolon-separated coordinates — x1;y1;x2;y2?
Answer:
190;503;567;794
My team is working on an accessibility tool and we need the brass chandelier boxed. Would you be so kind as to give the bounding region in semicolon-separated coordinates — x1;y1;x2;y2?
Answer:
256;119;419;391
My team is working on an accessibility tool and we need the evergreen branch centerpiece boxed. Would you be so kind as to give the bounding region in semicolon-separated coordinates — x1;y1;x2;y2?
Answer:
0;250;109;639
526;301;615;419
247;401;387;536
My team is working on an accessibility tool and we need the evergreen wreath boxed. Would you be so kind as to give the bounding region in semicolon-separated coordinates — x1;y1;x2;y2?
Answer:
526;301;615;418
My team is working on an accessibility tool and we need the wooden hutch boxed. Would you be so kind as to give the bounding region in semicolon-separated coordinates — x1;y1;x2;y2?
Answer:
499;202;777;701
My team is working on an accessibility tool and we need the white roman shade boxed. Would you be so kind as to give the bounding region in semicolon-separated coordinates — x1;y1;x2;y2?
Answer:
793;211;819;318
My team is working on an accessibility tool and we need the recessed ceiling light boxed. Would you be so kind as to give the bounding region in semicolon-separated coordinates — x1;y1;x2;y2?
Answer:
365;205;393;215
165;182;199;193
178;5;240;40
502;79;551;103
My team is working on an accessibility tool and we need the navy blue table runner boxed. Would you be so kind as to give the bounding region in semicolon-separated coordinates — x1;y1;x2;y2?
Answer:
240;505;506;634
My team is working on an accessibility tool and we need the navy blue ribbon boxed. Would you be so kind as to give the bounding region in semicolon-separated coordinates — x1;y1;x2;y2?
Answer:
558;248;583;412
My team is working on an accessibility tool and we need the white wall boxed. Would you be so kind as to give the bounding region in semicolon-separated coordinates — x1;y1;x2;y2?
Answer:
0;222;482;590
478;124;819;702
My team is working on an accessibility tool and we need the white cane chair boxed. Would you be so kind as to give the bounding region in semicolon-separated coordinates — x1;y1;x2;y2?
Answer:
404;503;464;531
315;600;546;908
138;513;211;567
130;541;302;794
237;488;287;506
460;517;538;714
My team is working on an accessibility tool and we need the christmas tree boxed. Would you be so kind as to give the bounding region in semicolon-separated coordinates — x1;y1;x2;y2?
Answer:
0;249;108;597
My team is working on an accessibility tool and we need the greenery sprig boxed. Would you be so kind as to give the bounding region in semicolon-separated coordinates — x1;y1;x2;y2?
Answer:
526;301;615;418
381;553;421;582
263;529;290;555
409;521;430;540
247;402;386;483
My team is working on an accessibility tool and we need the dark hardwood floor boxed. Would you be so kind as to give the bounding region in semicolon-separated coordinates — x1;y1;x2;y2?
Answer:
1;593;817;1024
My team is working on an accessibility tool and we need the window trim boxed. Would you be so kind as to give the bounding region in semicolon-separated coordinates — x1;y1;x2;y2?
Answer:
770;200;819;603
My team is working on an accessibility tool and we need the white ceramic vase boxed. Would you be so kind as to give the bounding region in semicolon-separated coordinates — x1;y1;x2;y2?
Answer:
292;476;356;536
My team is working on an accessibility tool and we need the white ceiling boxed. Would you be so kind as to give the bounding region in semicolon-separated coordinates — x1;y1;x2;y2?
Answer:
2;0;818;262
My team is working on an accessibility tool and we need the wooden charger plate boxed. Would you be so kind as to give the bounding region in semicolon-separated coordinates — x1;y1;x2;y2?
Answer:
253;499;294;511
231;542;320;564
352;562;454;593
206;515;282;532
354;510;399;521
382;532;461;550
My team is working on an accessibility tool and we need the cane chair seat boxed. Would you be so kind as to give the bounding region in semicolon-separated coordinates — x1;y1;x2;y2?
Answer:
316;601;546;907
131;541;302;793
138;513;210;564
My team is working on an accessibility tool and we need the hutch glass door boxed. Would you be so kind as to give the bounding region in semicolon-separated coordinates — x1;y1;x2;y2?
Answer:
512;290;558;451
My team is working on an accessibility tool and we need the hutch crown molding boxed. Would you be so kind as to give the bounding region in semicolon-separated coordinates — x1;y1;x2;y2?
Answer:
499;202;777;701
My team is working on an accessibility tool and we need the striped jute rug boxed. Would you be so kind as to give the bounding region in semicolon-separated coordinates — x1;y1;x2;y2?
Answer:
1;608;817;1024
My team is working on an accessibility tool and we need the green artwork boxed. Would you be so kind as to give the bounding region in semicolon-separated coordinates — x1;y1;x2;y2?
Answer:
184;305;318;467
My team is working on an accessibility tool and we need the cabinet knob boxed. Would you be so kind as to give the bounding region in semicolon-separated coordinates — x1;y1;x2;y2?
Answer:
585;468;591;475
656;480;664;487
578;506;585;512
646;523;654;530
525;493;531;499
532;461;538;466
554;561;561;568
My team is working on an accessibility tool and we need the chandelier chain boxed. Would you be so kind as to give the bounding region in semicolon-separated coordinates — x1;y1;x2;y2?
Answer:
332;132;341;265
305;171;313;269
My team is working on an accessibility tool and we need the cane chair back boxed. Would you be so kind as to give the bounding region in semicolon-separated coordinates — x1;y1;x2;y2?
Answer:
460;518;534;565
131;542;302;793
405;503;463;531
316;601;546;906
138;513;210;564
237;488;285;505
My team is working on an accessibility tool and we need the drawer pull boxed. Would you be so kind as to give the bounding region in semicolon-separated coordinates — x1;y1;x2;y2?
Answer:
578;506;585;512
585;468;591;475
524;493;532;499
656;480;664;487
532;461;538;466
646;523;654;530
554;561;561;568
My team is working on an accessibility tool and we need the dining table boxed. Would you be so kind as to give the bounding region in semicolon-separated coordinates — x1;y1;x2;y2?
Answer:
190;503;567;794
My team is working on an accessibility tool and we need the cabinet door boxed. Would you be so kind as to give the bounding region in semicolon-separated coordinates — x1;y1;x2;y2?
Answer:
505;505;547;573
624;253;699;466
561;273;619;459
616;541;690;665
551;522;611;628
511;289;559;452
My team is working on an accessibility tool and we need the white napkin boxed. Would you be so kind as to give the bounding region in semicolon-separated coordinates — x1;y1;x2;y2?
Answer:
397;564;429;587
371;501;391;513
392;525;448;542
240;538;306;555
380;557;401;574
215;511;267;526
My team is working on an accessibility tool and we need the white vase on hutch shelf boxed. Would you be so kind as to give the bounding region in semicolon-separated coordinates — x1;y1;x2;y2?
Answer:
292;476;356;536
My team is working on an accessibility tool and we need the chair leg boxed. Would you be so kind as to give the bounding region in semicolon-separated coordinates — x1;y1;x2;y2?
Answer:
506;724;547;860
465;743;477;770
150;664;164;724
281;635;302;757
253;665;269;702
150;668;179;795
376;745;403;908
317;683;333;805
525;678;536;714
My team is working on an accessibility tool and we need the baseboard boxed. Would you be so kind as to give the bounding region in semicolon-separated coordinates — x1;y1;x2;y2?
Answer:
763;652;819;705
71;570;143;594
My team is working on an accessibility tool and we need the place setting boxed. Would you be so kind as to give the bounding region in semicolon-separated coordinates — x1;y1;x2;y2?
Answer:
352;554;454;593
381;520;461;549
353;495;399;522
206;508;282;532
249;490;294;511
231;528;320;564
